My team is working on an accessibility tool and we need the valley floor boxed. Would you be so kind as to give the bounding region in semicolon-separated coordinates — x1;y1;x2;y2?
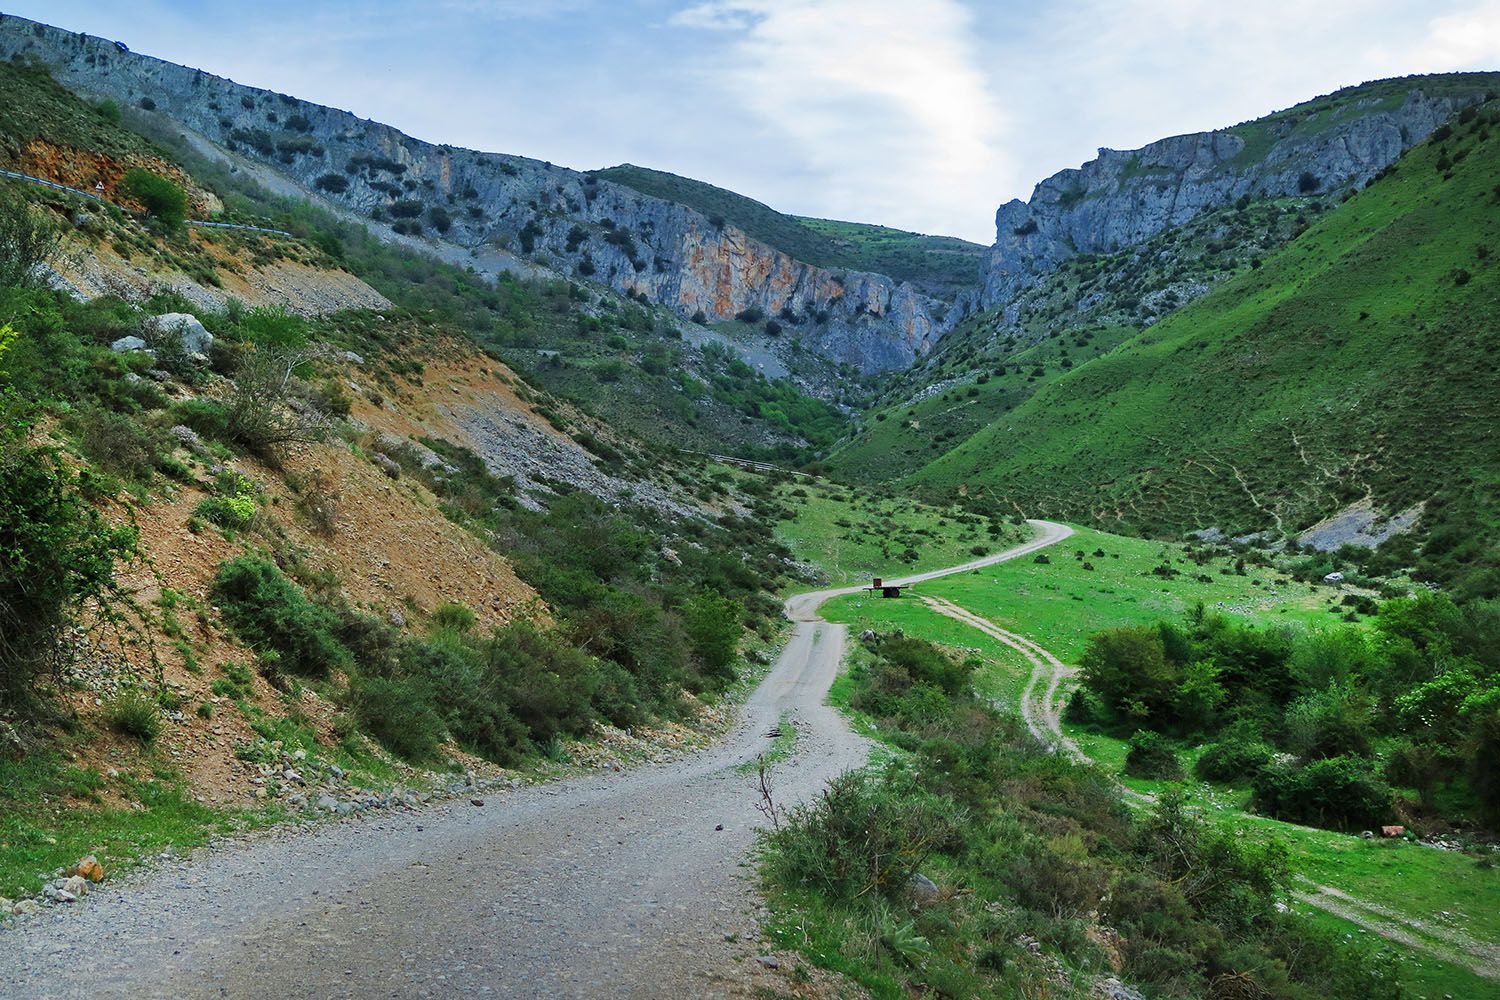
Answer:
0;527;1061;999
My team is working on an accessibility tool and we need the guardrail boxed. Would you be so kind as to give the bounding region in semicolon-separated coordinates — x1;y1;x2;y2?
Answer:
0;167;293;237
680;450;816;478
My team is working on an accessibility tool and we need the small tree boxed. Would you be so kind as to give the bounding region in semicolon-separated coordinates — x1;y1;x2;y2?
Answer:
119;168;187;227
682;589;743;684
0;196;61;289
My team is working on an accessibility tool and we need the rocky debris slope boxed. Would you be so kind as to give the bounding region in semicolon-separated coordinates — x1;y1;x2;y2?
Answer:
981;74;1500;308
0;14;950;374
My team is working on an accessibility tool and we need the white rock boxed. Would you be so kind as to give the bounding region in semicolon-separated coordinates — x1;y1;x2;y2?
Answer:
148;313;214;355
111;335;149;353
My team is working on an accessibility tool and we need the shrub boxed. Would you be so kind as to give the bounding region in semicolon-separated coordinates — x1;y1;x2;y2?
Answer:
351;674;445;761
224;345;327;461
1194;737;1273;783
0;197;61;289
765;766;963;900
682;589;742;684
426;206;452;233
119;169;187;227
430;600;476;634
1251;755;1391;830
1297;171;1320;194
73;407;165;480
0;426;137;715
1123;730;1182;779
210;556;351;677
314;173;349;194
195;493;257;530
291;467;340;536
105;690;160;743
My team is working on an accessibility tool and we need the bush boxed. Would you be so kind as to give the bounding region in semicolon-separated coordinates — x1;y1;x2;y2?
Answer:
1194;737;1273;783
1251;755;1391;830
430;600;476;634
314;173;349;194
765;766;963;901
0;197;61;289
195;493;257;530
105;690;160;743
210;556;351;677
682;589;742;685
351;674;445;761
224;345;327;461
0;425;137;715
119;169;187;227
73;407;166;480
1124;730;1182;779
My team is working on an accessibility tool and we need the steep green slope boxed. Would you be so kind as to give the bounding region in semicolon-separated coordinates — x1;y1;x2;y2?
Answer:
903;102;1500;597
594;164;984;299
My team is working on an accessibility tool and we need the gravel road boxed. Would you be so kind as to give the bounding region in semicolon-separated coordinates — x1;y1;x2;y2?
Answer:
0;522;1069;1000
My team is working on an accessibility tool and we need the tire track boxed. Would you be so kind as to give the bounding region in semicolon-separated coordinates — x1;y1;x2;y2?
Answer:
916;594;1500;983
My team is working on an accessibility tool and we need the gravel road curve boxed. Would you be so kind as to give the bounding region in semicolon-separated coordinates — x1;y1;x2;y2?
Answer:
0;522;1069;1000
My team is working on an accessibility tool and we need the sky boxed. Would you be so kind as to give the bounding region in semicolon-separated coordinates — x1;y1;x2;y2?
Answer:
10;1;1500;243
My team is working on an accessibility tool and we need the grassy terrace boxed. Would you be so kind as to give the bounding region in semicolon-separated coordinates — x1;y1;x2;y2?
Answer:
764;477;1028;589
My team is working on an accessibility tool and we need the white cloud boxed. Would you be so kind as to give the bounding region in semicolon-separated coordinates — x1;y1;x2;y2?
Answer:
671;0;1010;241
1408;0;1500;69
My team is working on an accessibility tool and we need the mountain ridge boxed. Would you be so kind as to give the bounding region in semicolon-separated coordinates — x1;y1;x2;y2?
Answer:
0;14;951;374
981;72;1500;310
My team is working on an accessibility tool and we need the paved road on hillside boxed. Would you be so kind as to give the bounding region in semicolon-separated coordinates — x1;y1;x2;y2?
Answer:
0;522;1070;1000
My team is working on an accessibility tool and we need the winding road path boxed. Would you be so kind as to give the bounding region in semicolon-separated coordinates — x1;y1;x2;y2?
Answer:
0;524;1071;1000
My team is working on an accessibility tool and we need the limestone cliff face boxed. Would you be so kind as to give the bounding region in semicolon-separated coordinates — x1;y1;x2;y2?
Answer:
981;78;1498;307
0;15;946;373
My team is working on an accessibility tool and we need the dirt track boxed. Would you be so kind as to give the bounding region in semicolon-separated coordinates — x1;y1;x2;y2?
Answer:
919;588;1500;985
0;526;1069;1000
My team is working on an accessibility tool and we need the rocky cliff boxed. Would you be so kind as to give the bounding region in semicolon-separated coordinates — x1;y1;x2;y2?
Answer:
0;15;948;373
981;74;1500;307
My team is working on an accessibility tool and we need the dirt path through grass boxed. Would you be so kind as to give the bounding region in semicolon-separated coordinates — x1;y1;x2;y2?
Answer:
918;594;1500;984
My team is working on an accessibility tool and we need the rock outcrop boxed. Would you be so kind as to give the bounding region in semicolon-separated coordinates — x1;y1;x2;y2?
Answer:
980;75;1499;307
0;15;949;373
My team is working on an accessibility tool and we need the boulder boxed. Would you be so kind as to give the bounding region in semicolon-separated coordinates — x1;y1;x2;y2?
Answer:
148;313;213;355
72;855;104;883
906;872;941;907
60;875;89;898
110;335;149;353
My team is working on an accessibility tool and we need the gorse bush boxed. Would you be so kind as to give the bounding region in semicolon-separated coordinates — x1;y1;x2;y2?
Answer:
210;556;352;677
0;413;137;717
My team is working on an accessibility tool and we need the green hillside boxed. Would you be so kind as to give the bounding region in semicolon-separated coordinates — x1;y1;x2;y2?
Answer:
594;164;984;299
896;101;1500;598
